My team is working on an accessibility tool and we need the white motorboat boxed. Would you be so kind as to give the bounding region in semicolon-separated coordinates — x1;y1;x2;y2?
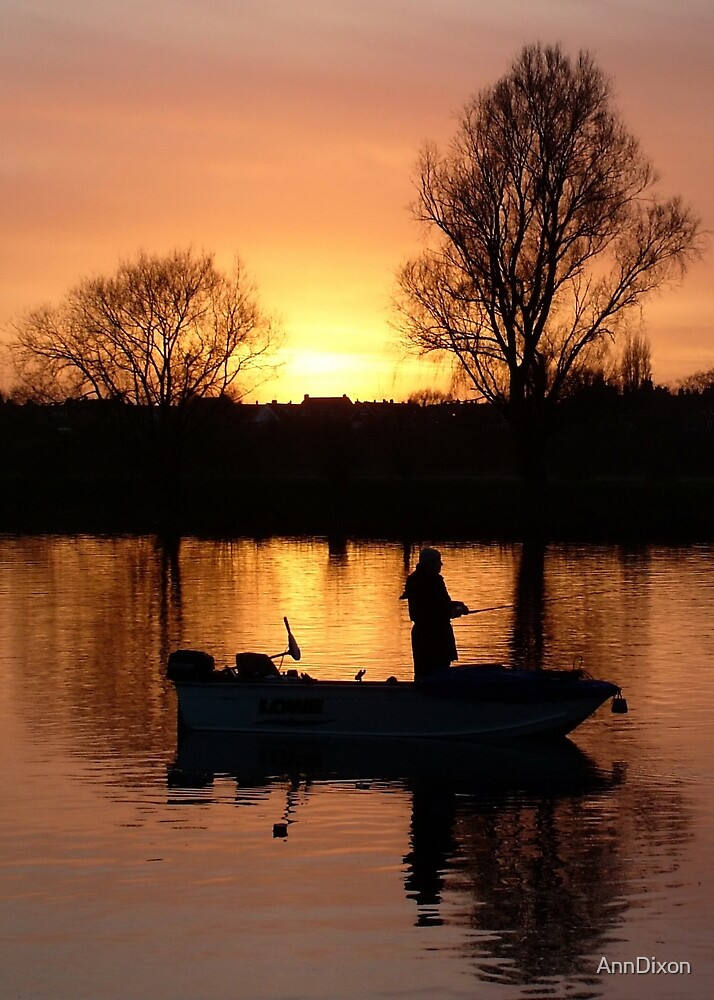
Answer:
166;619;626;741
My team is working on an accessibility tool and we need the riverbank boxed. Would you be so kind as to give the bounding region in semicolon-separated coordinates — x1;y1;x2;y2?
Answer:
2;472;712;541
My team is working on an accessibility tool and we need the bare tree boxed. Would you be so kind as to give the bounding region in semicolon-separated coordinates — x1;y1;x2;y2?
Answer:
10;248;280;485
11;248;278;406
677;366;714;394
396;44;702;484
618;329;652;393
407;387;457;405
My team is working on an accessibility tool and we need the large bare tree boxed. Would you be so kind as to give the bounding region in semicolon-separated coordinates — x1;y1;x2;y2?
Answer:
12;248;278;406
396;44;702;484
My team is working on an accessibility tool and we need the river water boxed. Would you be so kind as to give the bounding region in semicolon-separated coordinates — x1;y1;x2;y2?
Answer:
1;535;712;999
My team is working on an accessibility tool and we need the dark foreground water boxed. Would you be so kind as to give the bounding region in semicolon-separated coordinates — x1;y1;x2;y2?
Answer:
1;536;712;999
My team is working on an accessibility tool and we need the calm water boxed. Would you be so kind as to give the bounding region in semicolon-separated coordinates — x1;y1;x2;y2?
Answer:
1;535;713;1000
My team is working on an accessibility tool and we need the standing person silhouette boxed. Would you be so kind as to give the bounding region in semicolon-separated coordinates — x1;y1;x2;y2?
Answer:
402;548;469;681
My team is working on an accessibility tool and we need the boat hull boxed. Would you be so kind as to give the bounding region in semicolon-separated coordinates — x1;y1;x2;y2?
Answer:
172;670;618;741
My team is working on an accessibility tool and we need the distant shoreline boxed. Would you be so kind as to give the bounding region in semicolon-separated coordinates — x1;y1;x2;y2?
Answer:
2;392;712;540
2;473;712;542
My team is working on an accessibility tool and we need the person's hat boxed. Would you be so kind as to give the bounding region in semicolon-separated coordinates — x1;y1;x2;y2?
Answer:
418;547;442;568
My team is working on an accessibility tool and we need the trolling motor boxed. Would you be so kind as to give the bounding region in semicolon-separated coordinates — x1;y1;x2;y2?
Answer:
273;617;301;662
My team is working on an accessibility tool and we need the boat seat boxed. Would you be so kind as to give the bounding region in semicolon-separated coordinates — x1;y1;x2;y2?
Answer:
234;651;281;681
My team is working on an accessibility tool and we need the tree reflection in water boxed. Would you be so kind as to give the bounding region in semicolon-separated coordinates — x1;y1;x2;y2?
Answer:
452;793;627;987
510;539;546;670
157;533;183;643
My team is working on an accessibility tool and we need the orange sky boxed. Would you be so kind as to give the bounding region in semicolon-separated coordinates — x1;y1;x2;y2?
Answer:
1;0;712;401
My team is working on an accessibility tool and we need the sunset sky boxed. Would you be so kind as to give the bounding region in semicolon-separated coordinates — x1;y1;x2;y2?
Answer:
2;0;712;401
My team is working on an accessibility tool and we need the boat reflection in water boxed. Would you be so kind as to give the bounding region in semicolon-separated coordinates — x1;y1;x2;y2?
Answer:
168;730;611;799
169;732;626;988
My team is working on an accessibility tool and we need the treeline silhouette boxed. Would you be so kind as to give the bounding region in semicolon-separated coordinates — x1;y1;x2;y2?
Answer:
1;385;712;539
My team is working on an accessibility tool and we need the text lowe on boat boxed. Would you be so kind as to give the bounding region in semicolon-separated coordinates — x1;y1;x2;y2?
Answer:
166;617;627;741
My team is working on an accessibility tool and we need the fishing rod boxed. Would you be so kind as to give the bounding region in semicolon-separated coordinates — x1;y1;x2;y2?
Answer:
462;602;514;615
460;589;616;616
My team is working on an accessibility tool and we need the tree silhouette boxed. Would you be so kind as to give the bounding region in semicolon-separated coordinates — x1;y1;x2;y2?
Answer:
11;248;278;407
678;366;714;395
618;329;652;393
396;44;702;487
11;248;280;490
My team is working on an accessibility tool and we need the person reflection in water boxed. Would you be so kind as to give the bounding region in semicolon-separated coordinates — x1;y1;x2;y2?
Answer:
402;548;469;681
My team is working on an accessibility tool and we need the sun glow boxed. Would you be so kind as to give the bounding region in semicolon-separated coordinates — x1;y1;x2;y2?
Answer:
1;2;712;400
264;345;419;403
256;347;396;401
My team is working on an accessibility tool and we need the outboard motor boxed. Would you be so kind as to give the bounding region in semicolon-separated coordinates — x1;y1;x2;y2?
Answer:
166;649;215;681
